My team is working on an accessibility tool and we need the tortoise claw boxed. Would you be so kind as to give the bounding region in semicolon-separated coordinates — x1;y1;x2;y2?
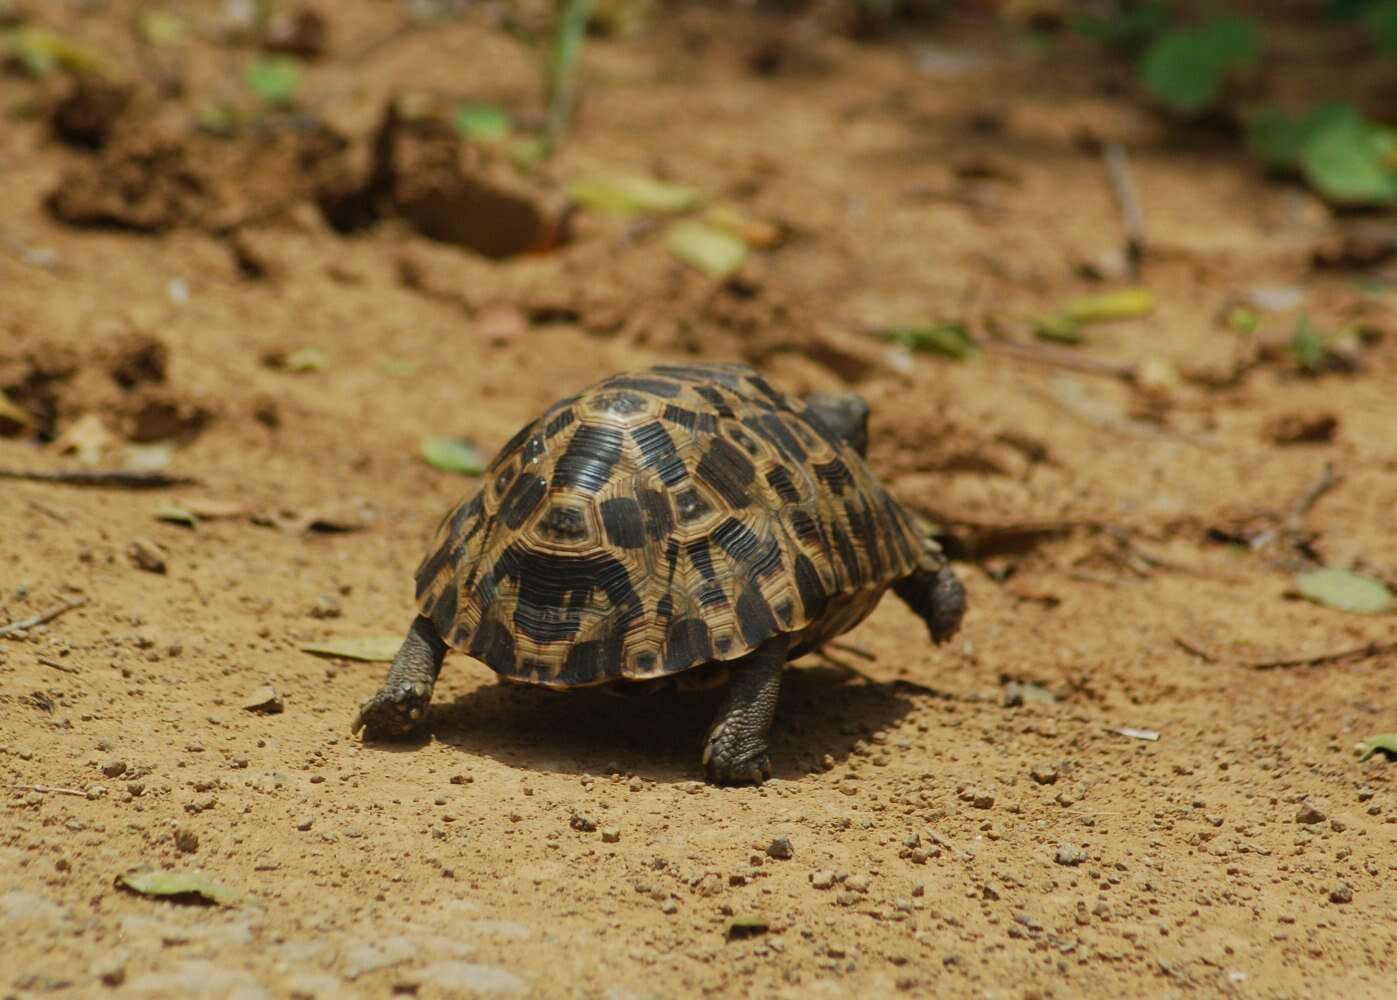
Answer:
352;681;431;739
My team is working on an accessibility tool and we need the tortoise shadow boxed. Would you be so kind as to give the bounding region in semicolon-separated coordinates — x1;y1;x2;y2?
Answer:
414;659;935;785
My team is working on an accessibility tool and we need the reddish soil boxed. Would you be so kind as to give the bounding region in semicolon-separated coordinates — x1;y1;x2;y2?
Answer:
3;3;1396;998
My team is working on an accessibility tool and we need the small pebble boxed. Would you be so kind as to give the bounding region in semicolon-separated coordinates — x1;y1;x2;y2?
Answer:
102;760;127;778
601;827;620;843
570;813;597;833
173;827;199;853
765;836;794;860
811;870;836;890
1030;764;1059;785
1055;843;1087;866
296;815;315;831
1296;802;1326;825
1329;881;1354;904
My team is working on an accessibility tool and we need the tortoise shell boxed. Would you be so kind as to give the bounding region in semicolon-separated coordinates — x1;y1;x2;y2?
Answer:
412;363;937;688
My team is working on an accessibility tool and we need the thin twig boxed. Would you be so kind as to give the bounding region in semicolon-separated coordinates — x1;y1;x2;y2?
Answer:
1286;463;1342;528
0;597;86;638
12;785;87;797
1173;634;1218;663
1103;141;1146;277
0;468;195;488
1246;641;1397;671
980;339;1136;382
38;656;79;675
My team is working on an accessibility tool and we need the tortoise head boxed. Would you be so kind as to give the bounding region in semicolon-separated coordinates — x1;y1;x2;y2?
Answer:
803;391;870;458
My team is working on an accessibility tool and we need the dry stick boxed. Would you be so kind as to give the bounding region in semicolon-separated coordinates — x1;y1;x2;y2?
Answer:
0;468;195;488
1173;634;1219;663
1103;141;1146;277
979;339;1136;382
1246;640;1397;671
12;785;87;797
38;656;79;675
0;596;86;638
1287;462;1342;527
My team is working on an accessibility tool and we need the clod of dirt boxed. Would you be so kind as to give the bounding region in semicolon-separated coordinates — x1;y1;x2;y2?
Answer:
1030;763;1059;785
959;786;995;809
173;827;199;853
101;760;127;778
1265;411;1338;446
48;74;133;150
810;871;835;890
765;836;794;860
1296;801;1327;825
570;813;598;833
107;335;168;390
1055;843;1087;866
127;539;167;574
120;390;210;443
362;96;558;259
1328;881;1354;904
601;827;621;843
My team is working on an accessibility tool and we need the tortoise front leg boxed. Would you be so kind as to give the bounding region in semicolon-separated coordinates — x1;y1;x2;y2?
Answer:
352;615;447;738
703;636;788;785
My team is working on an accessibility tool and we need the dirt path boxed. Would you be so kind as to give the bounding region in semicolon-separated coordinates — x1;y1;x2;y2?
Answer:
3;4;1395;998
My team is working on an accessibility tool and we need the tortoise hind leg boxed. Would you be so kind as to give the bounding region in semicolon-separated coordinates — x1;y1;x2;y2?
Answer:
352;615;448;738
892;564;966;645
703;636;788;786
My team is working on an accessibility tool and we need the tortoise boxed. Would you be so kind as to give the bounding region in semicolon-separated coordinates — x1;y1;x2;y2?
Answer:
353;362;965;784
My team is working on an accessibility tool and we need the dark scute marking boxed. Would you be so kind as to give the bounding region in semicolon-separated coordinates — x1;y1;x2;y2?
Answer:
653;364;745;387
656;593;675;620
537;504;589;543
631;421;688;486
788;509;822;543
712;518;783;580
495;418;538;463
715;635;733;654
792;552;829;619
687;538;718;582
736;582;779;648
550;424;625;494
662;404;718;436
545;408;575;439
497;472;547;530
665;617;712;671
635;652;657;672
790;420;816;449
637;487;673;541
746;414;807;465
845;499;885;580
663;537;681;584
429;580;459;638
521;433;545;467
880;493;917;566
492;545;645;646
675;487;713;524
494;461;518;496
468;616;516;671
415;525;463;598
588;390;648;415
775;599;795;627
813;458;854;495
764;465;802;505
605;375;681;398
744;373;790;410
727;426;762;458
600;496;646;549
831;522;863;586
699;585;729;609
695;437;756;509
692;385;735;419
562;635;620;685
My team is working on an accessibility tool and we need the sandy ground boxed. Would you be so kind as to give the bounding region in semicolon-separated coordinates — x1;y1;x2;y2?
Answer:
3;3;1397;998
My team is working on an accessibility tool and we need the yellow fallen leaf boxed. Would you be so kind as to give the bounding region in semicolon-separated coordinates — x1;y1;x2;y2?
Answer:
1063;287;1156;324
0;389;31;427
301;636;403;662
704;203;781;249
667;220;746;278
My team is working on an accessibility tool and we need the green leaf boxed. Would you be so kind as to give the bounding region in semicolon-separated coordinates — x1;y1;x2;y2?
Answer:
3;26;107;76
666;220;747;278
453;103;511;143
137;11;187;47
1035;313;1082;344
420;437;486;476
245;55;301;108
1227;306;1260;335
1140;16;1260;115
1358;733;1397;761
284;347;327;373
117;869;239;906
301;635;405;662
1289;316;1328;373
508;136;551;171
879;324;978;360
1063;287;1156;324
568;175;701;217
1245;102;1362;170
1296;568;1394;615
154;504;199;528
1299;115;1397;206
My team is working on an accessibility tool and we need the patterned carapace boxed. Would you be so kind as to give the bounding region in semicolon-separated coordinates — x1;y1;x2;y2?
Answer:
412;363;939;688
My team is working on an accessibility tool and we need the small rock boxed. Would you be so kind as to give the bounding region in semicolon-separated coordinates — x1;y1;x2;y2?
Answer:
570;813;597;833
765;836;794;860
1055;843;1087;866
173;827;199;853
810;870;836;890
960;787;994;809
413;961;527;996
1296;802;1327;825
1265;411;1338;446
308;594;341;619
242;685;284;715
836;891;859;907
845;874;871;894
1029;763;1059;785
127;540;167;575
295;815;314;831
101;759;127;778
601;827;620;844
660;899;678;914
1328;881;1354;904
